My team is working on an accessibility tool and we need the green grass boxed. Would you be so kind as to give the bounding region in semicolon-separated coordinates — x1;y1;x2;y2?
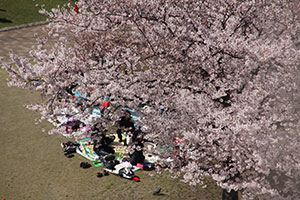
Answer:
0;0;71;29
0;68;222;199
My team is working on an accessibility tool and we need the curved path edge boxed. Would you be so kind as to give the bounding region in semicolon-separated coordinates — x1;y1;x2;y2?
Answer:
0;21;50;33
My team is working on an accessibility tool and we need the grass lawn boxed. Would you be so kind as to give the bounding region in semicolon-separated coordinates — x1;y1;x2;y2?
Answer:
0;67;222;199
0;0;71;29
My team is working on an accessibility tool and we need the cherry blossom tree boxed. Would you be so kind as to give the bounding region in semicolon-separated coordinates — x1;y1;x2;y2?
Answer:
2;0;300;199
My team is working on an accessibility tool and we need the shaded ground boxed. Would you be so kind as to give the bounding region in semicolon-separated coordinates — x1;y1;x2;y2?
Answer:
0;69;222;200
0;0;70;29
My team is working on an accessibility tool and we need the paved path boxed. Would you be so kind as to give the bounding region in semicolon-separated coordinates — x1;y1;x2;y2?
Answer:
0;25;53;63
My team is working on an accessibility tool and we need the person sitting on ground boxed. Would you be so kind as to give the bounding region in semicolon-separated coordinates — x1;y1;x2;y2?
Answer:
132;126;145;144
116;110;135;143
93;129;115;156
101;129;115;146
125;127;143;146
129;137;145;165
65;118;82;134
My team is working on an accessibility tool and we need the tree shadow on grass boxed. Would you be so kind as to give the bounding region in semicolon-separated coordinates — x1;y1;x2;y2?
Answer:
0;9;12;23
0;18;12;23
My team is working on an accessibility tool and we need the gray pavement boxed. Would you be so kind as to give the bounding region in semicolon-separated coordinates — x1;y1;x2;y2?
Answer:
0;25;53;63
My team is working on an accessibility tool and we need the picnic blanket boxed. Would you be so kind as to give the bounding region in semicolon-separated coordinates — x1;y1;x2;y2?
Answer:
76;138;99;161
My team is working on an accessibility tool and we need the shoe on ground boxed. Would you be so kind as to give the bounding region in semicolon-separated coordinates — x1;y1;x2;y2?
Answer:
64;153;74;158
104;171;109;176
80;162;91;169
97;172;103;178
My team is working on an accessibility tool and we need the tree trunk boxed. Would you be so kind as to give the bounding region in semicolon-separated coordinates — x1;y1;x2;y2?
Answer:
222;189;239;200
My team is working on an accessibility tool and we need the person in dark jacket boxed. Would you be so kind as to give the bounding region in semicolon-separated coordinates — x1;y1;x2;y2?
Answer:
93;129;115;156
129;137;145;165
116;110;135;143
